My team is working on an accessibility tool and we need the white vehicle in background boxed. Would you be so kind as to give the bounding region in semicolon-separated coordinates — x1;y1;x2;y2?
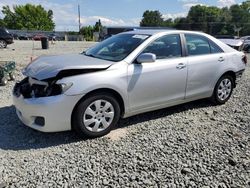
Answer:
216;35;250;53
216;35;243;51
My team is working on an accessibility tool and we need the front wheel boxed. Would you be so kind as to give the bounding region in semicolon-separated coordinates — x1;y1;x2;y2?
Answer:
212;75;234;105
72;93;121;138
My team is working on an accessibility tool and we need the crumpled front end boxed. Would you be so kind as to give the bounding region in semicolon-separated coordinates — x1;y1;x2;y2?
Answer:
13;77;69;99
12;77;82;132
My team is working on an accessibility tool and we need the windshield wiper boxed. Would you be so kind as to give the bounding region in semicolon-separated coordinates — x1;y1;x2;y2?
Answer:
84;53;96;58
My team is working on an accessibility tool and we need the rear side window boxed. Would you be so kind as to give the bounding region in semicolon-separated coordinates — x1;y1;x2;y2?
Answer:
210;41;224;53
185;34;223;56
142;34;182;59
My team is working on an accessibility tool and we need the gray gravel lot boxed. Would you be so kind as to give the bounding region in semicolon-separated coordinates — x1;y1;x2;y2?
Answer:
0;41;249;187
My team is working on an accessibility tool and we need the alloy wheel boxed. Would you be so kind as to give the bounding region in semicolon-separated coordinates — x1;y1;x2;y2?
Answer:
83;99;115;132
217;78;232;101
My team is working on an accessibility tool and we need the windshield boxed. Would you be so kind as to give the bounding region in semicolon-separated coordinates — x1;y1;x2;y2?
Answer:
85;34;150;62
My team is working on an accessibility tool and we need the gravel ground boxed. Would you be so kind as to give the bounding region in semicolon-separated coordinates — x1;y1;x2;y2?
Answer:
0;41;249;187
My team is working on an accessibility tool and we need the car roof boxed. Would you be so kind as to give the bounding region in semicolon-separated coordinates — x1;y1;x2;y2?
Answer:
123;29;172;35
122;29;204;36
121;29;237;53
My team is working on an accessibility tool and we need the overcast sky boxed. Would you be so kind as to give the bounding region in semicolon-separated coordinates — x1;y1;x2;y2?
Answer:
0;0;245;31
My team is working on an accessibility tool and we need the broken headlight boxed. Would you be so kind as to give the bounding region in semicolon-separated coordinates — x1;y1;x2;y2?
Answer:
46;82;73;97
14;77;73;98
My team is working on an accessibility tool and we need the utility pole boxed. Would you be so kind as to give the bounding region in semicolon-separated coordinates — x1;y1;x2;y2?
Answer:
78;4;81;33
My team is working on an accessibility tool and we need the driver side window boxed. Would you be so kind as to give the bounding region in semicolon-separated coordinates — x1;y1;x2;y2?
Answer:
142;34;182;59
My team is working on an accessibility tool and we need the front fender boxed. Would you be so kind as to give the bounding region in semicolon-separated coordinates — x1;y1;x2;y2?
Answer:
56;63;129;112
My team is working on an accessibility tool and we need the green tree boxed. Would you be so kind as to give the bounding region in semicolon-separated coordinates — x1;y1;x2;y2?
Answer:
175;17;190;30
1;4;55;30
93;19;103;32
230;1;250;36
80;26;94;41
0;19;5;27
178;1;250;36
140;10;164;27
186;5;223;35
217;7;233;35
162;18;175;27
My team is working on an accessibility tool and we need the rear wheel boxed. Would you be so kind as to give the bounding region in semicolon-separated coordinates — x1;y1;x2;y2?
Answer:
72;93;121;138
0;40;7;48
212;74;234;105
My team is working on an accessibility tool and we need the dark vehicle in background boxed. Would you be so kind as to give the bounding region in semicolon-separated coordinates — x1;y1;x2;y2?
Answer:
33;34;46;41
100;26;173;41
12;33;19;40
100;27;135;40
48;33;61;41
19;34;33;40
0;27;14;48
18;35;28;40
242;43;250;52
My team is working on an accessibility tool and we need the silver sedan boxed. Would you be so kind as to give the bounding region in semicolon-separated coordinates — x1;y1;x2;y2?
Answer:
13;30;247;137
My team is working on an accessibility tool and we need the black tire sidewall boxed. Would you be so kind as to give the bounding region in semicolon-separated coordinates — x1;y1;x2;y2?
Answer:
214;75;234;104
72;93;121;138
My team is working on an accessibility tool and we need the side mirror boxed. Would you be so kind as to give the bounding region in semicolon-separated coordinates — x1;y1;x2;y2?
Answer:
136;53;156;63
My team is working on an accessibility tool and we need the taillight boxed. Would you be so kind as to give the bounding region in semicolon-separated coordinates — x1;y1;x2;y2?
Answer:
242;54;247;64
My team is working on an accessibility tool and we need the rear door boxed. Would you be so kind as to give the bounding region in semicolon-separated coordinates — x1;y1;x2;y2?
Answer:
184;34;226;99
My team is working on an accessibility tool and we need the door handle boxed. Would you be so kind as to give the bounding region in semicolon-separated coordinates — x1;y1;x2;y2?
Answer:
218;57;225;62
176;63;186;69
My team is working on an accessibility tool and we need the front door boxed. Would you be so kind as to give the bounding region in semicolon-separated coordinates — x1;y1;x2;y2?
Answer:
127;34;188;112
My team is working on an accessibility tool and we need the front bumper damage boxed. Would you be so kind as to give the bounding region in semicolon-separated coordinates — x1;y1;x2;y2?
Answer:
13;77;83;132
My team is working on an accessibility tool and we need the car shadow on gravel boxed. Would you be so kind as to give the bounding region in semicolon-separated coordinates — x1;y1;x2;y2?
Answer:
0;105;83;151
0;99;213;151
117;99;214;129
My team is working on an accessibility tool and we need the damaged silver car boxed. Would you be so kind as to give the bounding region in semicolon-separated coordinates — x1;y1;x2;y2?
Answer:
13;30;246;137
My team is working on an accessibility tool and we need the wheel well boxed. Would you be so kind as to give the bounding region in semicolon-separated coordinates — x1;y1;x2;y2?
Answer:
221;71;236;87
71;88;125;127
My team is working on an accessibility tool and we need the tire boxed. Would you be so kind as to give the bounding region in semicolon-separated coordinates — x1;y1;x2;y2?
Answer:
0;40;7;48
247;47;250;53
0;77;8;86
72;93;121;138
9;73;15;81
212;74;234;105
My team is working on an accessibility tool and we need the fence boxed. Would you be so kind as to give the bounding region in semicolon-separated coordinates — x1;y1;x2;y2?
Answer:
8;29;85;41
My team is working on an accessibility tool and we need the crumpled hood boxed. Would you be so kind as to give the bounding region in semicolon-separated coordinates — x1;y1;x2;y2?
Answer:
23;54;114;80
